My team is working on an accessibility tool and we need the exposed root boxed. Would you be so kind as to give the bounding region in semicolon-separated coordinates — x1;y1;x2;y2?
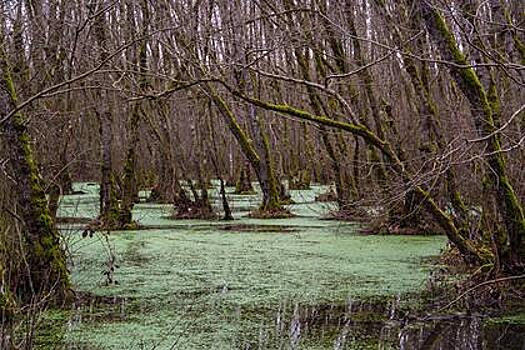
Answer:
437;274;525;312
360;219;439;235
360;207;440;235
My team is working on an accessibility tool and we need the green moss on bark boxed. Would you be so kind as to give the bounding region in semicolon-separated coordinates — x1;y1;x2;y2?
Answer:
421;3;525;268
0;48;71;303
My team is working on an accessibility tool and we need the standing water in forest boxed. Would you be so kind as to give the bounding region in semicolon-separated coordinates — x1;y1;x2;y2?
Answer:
1;0;524;349
20;183;520;349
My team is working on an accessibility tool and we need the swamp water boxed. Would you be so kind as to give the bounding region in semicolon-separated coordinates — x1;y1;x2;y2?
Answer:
35;183;524;349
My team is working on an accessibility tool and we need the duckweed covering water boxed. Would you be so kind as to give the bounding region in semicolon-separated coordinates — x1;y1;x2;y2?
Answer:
39;183;523;349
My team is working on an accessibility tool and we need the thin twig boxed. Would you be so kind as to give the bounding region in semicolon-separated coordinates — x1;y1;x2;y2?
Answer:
438;274;525;312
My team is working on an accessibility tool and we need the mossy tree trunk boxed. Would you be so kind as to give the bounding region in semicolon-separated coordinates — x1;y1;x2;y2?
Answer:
97;111;119;227
254;114;281;211
119;103;141;227
374;0;469;230
0;42;70;304
244;77;281;211
191;113;214;218
227;86;487;264
208;1;283;213
206;84;283;212
173;11;283;214
420;2;525;269
288;122;313;190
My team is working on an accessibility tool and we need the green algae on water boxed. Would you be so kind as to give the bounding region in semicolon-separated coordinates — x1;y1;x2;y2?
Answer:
51;183;450;349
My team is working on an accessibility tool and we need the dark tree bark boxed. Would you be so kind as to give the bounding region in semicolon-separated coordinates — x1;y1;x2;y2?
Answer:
0;39;71;304
93;5;119;228
419;1;525;270
119;0;150;228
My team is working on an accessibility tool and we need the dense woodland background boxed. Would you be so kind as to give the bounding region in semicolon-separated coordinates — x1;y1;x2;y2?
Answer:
0;0;524;324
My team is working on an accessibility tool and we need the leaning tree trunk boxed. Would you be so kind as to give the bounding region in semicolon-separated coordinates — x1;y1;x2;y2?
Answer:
296;47;353;210
374;0;469;229
420;2;525;270
0;45;71;304
231;86;487;265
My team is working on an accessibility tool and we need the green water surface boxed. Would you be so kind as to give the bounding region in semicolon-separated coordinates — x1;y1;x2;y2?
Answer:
41;183;452;349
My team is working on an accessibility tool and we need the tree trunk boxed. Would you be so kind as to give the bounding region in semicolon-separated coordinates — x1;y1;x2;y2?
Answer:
119;103;141;227
97;110;119;227
420;2;525;269
291;42;353;209
119;0;150;227
0;45;71;304
93;5;119;228
246;103;281;211
231;89;487;264
235;162;255;194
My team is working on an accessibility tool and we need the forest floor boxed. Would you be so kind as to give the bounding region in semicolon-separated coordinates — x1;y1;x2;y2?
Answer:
34;182;525;349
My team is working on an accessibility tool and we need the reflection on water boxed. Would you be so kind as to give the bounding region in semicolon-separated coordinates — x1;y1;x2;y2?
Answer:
399;316;524;350
234;297;525;350
35;293;524;349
